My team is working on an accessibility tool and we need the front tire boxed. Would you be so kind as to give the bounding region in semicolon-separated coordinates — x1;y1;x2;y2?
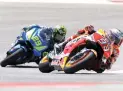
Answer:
0;48;25;67
64;51;96;74
39;61;54;73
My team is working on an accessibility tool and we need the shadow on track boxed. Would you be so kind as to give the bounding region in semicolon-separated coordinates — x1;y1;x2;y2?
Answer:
7;65;38;68
53;72;117;75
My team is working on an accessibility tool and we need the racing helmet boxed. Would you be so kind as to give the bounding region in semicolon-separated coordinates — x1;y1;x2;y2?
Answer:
106;29;123;46
110;28;123;46
53;25;67;43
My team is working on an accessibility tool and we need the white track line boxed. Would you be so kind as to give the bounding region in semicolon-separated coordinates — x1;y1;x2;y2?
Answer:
110;0;123;2
104;70;123;73
76;70;123;74
0;0;114;4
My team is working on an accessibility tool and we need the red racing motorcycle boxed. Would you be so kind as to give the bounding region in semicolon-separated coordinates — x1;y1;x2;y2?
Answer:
39;29;113;74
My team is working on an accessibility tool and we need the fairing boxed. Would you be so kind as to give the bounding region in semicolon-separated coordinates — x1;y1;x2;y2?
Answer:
8;27;48;57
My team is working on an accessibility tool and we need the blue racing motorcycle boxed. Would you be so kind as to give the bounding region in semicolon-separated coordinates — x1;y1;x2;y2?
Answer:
0;27;49;67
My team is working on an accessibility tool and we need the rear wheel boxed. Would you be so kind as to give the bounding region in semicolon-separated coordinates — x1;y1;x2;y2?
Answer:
0;48;25;67
35;60;40;65
64;51;96;74
95;68;105;73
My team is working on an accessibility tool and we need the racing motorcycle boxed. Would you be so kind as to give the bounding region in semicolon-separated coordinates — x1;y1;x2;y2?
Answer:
39;29;113;74
0;27;48;67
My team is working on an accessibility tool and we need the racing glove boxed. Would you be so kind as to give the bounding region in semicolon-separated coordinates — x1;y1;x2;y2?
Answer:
77;25;95;35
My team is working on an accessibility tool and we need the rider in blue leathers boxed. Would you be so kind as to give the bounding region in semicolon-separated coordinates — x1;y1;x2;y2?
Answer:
22;24;67;61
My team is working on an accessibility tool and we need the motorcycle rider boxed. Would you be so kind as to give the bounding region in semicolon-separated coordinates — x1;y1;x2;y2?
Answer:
78;27;123;70
104;29;123;70
22;24;67;60
56;26;123;70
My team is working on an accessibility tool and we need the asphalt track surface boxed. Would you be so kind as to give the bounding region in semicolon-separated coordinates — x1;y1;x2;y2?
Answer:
0;2;123;91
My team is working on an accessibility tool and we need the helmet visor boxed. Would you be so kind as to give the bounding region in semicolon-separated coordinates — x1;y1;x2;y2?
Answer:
54;33;65;42
105;30;115;43
114;37;123;46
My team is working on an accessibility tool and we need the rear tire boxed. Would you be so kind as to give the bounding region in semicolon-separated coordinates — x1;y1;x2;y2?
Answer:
39;61;54;73
64;51;96;74
0;48;25;67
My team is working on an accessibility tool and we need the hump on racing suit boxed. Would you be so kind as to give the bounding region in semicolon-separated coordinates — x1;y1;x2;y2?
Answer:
22;25;55;53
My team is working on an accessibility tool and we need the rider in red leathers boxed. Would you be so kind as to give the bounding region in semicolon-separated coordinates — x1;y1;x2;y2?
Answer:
56;26;123;70
104;29;123;70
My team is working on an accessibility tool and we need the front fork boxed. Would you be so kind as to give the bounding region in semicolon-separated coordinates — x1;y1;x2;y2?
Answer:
7;44;27;55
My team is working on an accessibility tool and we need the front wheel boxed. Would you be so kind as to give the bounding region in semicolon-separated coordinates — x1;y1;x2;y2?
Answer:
39;56;54;73
64;51;97;74
0;48;25;67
